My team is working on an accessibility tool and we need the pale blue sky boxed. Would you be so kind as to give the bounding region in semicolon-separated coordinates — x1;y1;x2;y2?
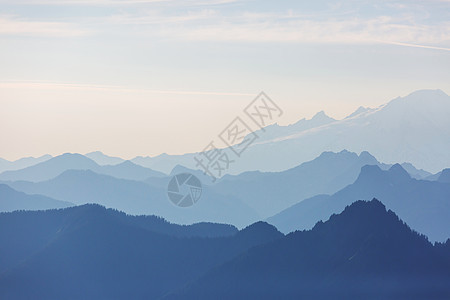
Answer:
1;0;449;160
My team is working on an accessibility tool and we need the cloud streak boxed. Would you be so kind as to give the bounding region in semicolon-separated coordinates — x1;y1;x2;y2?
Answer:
0;81;254;97
0;15;90;37
1;0;449;49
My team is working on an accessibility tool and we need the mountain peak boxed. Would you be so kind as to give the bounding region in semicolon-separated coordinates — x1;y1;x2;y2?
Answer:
311;110;334;122
405;89;448;99
359;150;377;162
388;163;411;182
312;198;404;238
237;221;283;241
86;151;104;155
345;106;370;119
385;89;450;111
355;164;384;182
332;199;387;220
438;168;450;183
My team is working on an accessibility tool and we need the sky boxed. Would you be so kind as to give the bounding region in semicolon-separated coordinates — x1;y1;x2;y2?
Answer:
1;0;449;160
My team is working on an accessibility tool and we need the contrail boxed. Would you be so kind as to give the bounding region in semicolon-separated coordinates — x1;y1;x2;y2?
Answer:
376;40;450;52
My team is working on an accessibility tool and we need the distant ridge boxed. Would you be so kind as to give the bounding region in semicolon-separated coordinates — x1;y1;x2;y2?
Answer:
268;164;450;242
0;184;73;212
0;153;165;182
85;151;125;166
127;89;450;175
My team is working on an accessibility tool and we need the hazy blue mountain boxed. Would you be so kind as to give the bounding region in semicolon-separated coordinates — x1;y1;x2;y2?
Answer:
268;164;450;242
168;200;450;299
0;205;282;299
0;155;52;173
0;184;73;212
438;168;450;183
131;153;194;175
98;160;166;180
425;171;442;181
84;151;125;166
399;162;431;179
241;110;336;144
128;111;336;174
213;150;383;218
170;164;214;184
344;105;372;119
0;153;165;182
5;170;259;228
0;153;99;182
130;89;450;175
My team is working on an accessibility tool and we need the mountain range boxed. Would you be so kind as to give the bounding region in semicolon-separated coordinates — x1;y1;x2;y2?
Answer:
0;204;282;299
1;149;444;230
1;150;435;228
0;155;52;174
0;200;448;299
112;89;450;175
0;153;165;182
2;90;448;178
268;164;450;242
3;169;258;228
213;150;434;218
0;184;73;212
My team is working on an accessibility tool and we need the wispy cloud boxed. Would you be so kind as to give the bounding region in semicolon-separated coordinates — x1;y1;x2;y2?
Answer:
0;15;90;37
0;81;254;96
0;0;238;6
1;0;449;50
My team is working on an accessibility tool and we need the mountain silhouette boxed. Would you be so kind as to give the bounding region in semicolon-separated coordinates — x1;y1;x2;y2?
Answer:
0;184;73;212
0;153;165;182
268;164;450;242
213;150;426;218
0;205;281;299
4;169;259;227
438;168;450;183
0;155;52;174
167;200;450;299
84;151;125;165
2;150;429;226
0;153;99;182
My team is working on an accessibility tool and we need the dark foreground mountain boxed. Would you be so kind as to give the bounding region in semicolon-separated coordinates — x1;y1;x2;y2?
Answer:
268;164;450;242
167;200;450;300
0;184;73;212
0;205;282;299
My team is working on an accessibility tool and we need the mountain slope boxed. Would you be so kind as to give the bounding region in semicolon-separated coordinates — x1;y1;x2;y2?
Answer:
84;151;125;166
213;150;384;217
0;155;52;174
0;153;165;182
0;205;282;299
268;164;450;242
5;170;259;228
0;153;99;182
0;184;73;212
167;200;450;299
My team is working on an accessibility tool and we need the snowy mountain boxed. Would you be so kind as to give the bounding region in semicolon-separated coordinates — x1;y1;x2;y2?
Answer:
128;89;450;175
